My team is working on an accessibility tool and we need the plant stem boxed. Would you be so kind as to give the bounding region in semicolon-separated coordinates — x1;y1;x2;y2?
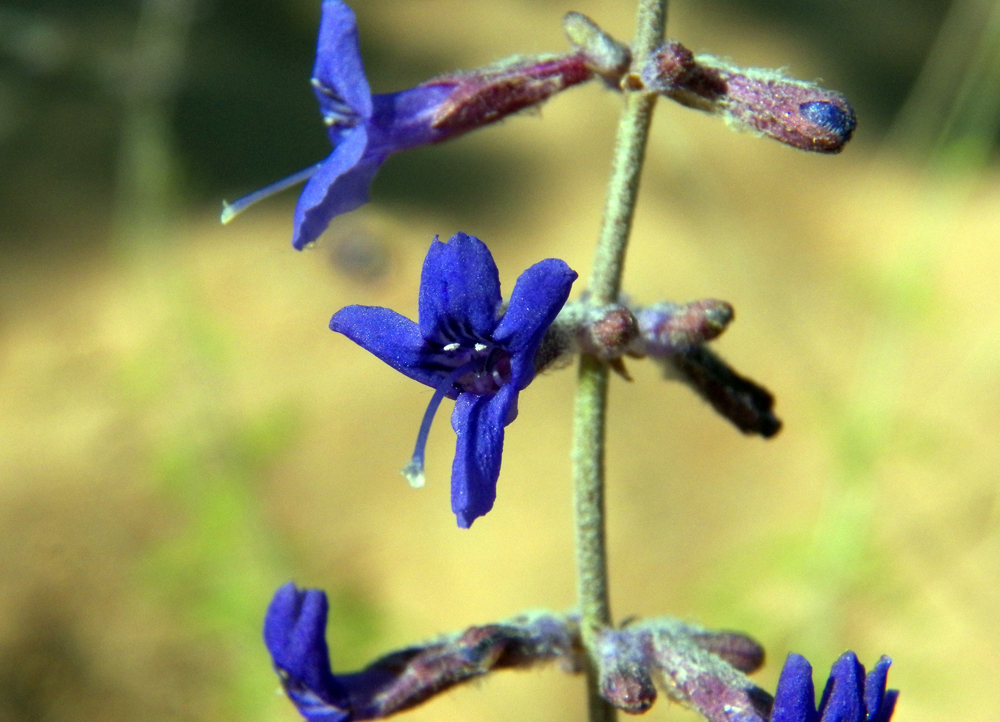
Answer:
572;1;667;721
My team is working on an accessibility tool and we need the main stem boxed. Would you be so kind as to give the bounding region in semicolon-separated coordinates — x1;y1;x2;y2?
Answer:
572;1;667;721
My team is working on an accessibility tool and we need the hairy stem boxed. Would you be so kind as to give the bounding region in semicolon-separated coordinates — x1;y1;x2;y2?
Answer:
572;1;667;721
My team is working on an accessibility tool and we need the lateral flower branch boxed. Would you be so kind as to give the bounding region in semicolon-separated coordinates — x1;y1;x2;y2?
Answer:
222;0;857;249
265;583;898;722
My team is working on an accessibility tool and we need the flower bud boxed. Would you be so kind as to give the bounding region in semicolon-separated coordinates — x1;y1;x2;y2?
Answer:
688;630;766;674
642;41;856;153
596;629;657;714
579;304;641;360
633;299;734;357
430;53;594;135
563;12;631;83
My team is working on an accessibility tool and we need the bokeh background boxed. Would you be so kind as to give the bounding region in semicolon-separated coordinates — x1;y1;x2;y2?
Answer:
1;0;997;720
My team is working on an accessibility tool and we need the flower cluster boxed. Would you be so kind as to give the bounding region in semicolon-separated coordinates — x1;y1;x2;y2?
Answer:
264;584;897;722
237;3;894;722
222;1;856;250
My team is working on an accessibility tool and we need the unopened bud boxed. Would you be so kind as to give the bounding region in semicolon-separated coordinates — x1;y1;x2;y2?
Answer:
563;12;631;83
633;299;734;357
431;53;593;135
579;304;640;361
642;41;856;153
689;630;766;674
596;629;657;714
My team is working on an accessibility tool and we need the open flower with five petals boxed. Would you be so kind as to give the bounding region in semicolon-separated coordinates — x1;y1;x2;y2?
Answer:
330;232;576;528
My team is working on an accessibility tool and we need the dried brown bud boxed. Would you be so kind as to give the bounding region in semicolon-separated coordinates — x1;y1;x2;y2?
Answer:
663;345;782;438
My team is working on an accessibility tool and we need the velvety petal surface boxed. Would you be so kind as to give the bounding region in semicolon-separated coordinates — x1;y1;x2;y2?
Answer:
817;652;866;722
873;691;898;722
863;656;892;722
771;654;818;722
418;233;502;346
311;0;372;120
449;384;519;528
492;258;577;388
366;84;456;154
330;306;444;389
291;127;377;250
264;583;349;722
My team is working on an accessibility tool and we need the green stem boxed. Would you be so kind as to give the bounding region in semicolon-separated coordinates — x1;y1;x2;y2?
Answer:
572;2;667;721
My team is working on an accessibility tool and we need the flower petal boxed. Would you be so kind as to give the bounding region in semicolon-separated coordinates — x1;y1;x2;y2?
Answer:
493;258;577;389
862;656;892;722
264;583;350;722
771;654;818;722
366;85;456;154
312;0;372;121
330;306;445;389
292;126;379;250
418;233;502;346
872;690;898;722
817;652;866;722
449;384;519;528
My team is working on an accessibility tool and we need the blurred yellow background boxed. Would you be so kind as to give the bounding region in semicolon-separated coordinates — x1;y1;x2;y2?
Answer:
1;0;997;720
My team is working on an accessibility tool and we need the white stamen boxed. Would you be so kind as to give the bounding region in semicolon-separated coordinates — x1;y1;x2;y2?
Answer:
443;342;461;352
474;343;488;352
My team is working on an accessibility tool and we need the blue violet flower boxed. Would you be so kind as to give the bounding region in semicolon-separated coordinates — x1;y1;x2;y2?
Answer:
221;0;596;250
330;232;576;528
771;651;898;722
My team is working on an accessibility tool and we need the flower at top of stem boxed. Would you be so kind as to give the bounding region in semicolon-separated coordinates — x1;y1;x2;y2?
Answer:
771;652;898;722
220;0;598;250
329;232;576;528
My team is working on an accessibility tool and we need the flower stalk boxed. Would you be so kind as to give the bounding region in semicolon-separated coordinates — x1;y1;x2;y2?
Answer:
572;1;668;721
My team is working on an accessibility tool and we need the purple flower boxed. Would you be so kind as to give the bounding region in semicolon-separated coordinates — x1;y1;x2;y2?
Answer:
264;583;350;722
222;0;595;250
771;652;898;722
330;232;576;528
264;583;579;721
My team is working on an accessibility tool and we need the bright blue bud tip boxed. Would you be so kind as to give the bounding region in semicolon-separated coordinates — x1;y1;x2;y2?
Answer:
799;101;855;138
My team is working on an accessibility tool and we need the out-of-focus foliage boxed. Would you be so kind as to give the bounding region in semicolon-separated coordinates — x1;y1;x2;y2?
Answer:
1;1;997;722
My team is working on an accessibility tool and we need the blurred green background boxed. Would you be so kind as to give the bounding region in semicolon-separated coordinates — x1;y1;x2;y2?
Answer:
1;0;997;720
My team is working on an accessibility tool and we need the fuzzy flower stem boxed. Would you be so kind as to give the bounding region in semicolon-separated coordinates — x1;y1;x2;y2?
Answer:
572;2;667;722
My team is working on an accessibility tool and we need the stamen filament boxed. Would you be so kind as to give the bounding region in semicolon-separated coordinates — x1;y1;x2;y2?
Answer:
401;362;479;489
220;163;323;225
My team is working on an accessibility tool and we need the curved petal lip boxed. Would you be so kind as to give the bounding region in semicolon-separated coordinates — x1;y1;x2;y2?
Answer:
449;384;518;528
311;0;373;119
291;126;374;250
330;305;447;389
493;258;577;388
418;233;502;345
